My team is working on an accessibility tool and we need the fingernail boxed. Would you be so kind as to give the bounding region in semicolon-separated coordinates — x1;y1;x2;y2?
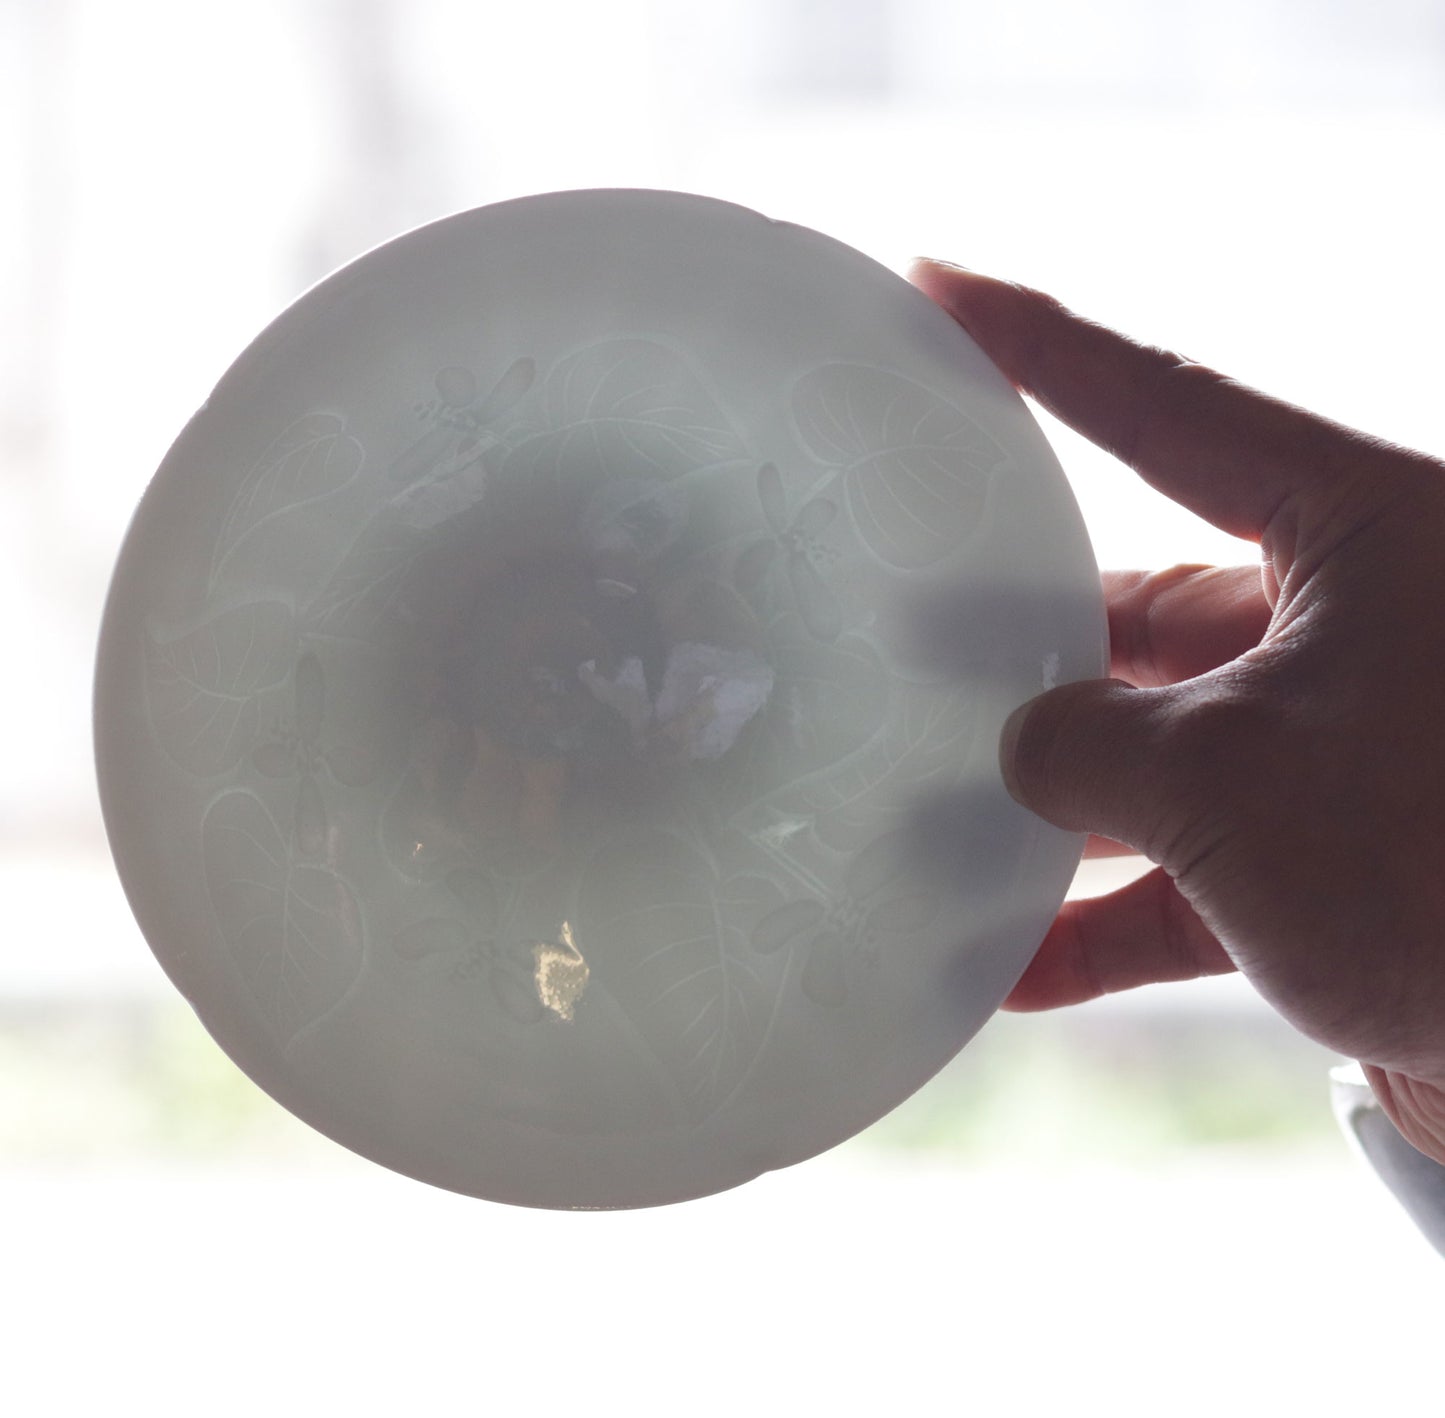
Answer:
907;257;973;282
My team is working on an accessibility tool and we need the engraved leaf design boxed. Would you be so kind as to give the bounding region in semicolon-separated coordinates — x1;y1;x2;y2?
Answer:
209;413;363;591
508;338;749;484
798;688;979;852
792;363;1006;569
778;636;887;774
579;834;785;1120
305;513;430;643
846;826;914;900
202;789;364;1046
721;631;889;816
750;899;826;955
143;601;295;775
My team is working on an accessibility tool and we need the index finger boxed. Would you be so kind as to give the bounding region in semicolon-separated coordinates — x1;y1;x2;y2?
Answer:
908;261;1374;543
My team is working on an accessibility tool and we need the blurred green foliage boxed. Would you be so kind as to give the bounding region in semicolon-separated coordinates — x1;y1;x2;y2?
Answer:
0;1000;339;1166
0;992;1341;1170
865;1005;1341;1163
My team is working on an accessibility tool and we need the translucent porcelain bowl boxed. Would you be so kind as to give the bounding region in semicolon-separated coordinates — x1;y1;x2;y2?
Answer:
95;190;1104;1208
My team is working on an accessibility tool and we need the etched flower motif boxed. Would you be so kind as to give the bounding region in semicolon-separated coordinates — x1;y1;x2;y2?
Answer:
734;462;843;641
385;359;537;530
201;788;364;1047
393;918;548;1024
391;360;536;486
390;868;588;1025
748;831;939;1006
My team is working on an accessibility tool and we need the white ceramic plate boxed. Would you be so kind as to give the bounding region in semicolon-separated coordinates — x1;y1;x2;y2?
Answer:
96;190;1104;1208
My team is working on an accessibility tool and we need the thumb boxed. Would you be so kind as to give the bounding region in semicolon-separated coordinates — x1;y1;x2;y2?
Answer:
1001;678;1192;858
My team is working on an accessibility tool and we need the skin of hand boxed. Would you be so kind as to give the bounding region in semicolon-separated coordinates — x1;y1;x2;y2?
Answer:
909;259;1445;1164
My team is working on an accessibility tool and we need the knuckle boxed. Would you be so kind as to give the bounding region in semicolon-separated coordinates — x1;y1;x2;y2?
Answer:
1010;280;1069;317
1151;356;1235;408
1158;679;1278;764
1147;680;1284;872
1151;873;1215;982
1112;563;1216;686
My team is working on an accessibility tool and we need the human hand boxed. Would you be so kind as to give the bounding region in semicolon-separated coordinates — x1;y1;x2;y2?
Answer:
909;260;1445;1163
